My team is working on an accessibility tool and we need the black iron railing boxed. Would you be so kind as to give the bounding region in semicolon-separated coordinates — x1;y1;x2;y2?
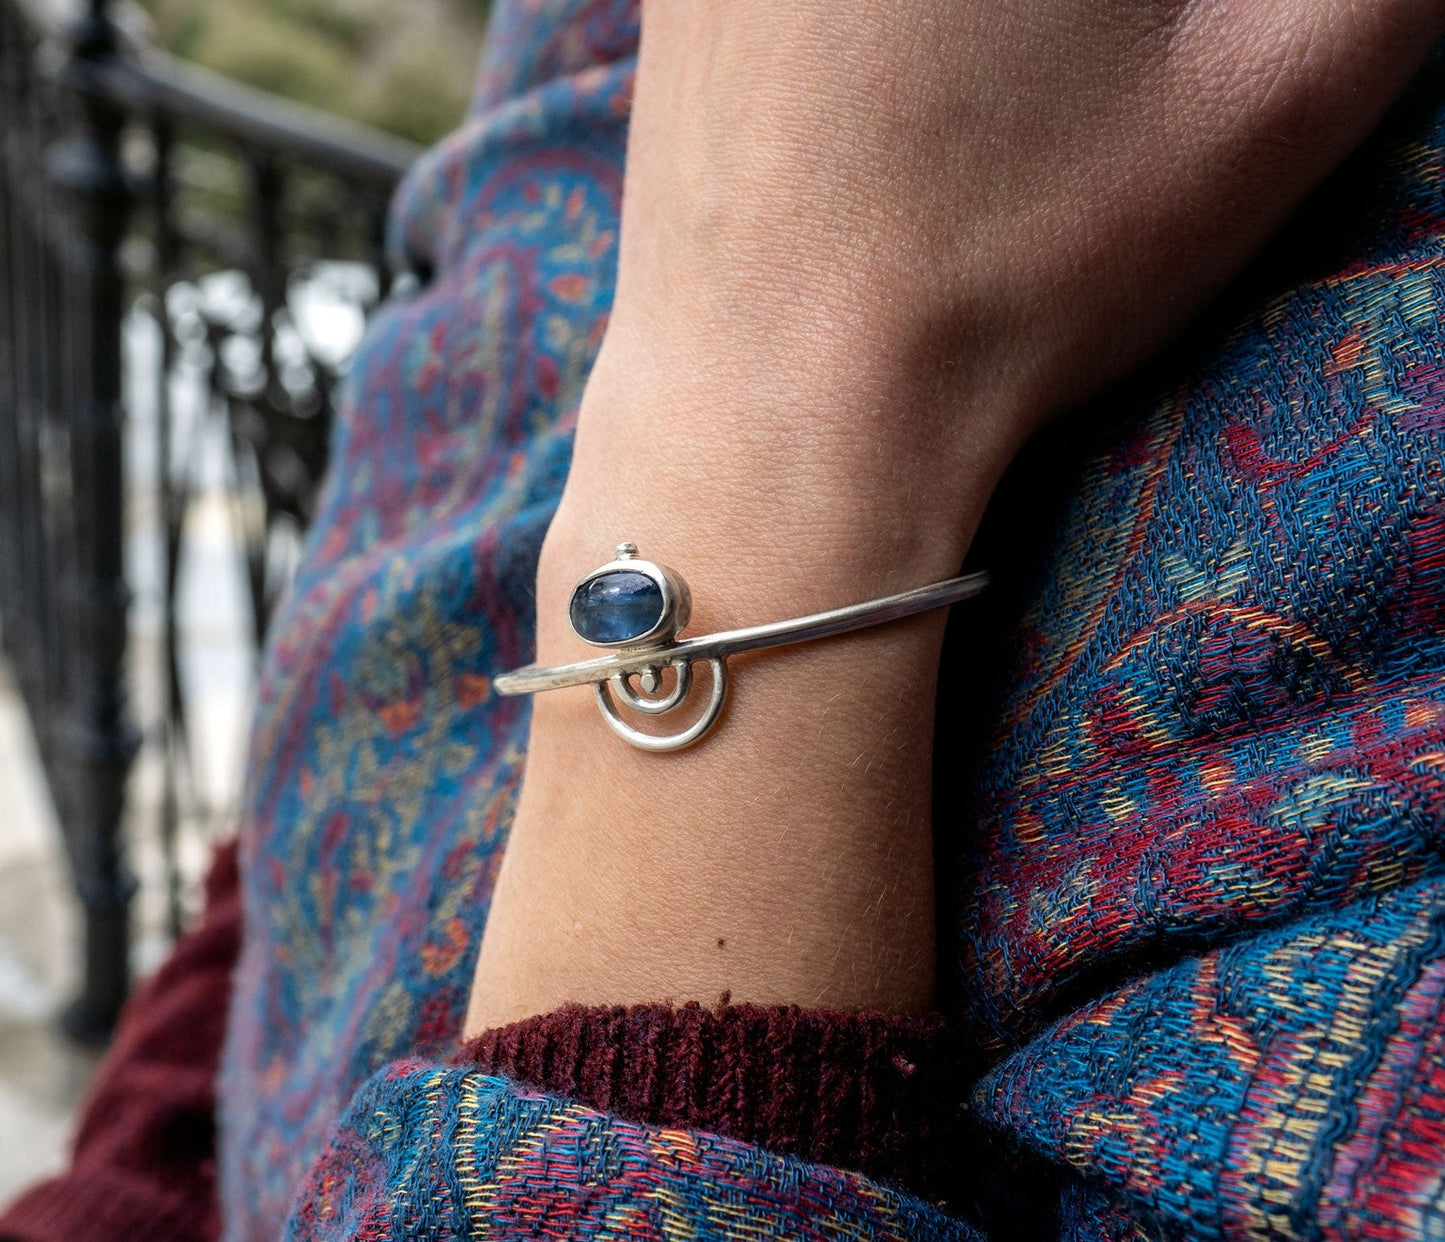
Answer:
0;0;420;1039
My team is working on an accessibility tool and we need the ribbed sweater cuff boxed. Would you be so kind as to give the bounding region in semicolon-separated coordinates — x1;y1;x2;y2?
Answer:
458;1002;963;1202
0;1168;211;1242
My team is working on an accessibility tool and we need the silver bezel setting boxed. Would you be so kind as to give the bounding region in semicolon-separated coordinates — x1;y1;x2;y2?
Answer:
567;542;692;650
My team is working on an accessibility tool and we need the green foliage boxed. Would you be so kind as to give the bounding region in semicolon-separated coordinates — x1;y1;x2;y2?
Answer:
137;0;489;144
270;0;369;52
357;50;474;146
167;6;211;59
193;5;355;111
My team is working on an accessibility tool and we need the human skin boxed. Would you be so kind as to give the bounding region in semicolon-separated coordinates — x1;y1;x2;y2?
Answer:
466;0;1445;1033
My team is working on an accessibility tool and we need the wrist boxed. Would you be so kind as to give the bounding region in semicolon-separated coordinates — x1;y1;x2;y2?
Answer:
469;366;981;1031
471;364;972;1028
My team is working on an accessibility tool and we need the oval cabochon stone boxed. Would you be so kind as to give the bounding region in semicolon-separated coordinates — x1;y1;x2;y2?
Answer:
569;570;665;644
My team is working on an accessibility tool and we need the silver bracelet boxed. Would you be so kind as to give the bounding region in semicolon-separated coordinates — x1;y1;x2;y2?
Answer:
494;542;989;752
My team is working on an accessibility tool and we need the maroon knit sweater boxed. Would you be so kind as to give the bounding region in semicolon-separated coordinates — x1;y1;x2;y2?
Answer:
0;845;961;1242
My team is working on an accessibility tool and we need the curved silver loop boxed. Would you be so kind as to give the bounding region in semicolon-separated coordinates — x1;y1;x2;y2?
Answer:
593;656;728;752
610;658;692;716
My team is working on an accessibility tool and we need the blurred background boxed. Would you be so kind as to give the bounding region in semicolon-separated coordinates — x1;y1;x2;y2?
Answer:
139;0;488;143
0;0;485;1202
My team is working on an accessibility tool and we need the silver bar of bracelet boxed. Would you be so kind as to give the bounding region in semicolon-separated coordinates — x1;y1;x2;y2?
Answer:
494;542;988;752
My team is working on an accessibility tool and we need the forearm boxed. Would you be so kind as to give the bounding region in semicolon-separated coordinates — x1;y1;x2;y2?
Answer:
466;358;1007;1028
465;217;1009;1029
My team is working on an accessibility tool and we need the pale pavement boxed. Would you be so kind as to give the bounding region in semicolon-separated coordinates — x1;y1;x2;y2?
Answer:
0;663;96;1206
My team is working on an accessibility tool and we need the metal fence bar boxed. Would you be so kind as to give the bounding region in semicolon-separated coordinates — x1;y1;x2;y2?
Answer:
41;1;139;1040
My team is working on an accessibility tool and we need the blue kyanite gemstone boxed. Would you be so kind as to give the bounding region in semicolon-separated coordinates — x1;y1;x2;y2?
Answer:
569;571;666;644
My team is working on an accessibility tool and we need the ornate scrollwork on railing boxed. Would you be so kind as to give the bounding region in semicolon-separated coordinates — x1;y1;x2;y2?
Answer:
0;0;418;1038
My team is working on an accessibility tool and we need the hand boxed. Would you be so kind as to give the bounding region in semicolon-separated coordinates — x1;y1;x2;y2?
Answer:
467;0;1445;1035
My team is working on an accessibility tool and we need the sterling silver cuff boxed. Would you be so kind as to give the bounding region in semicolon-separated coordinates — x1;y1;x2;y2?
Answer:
494;542;989;752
